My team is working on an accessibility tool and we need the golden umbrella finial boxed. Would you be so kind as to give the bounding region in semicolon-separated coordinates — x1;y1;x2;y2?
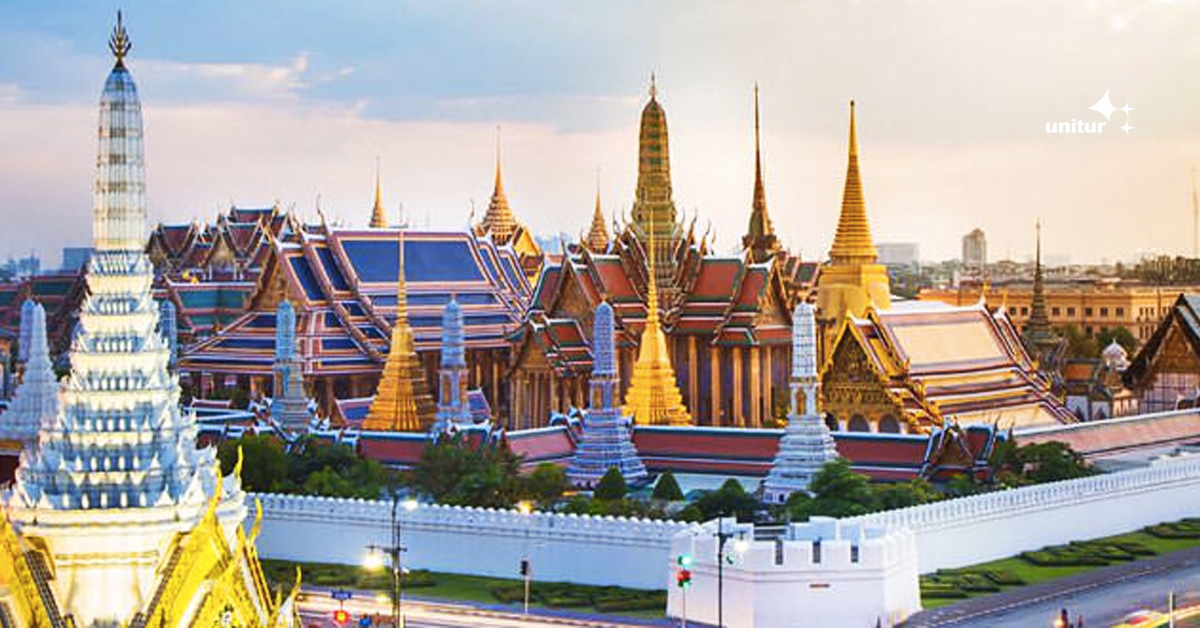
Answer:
109;11;132;67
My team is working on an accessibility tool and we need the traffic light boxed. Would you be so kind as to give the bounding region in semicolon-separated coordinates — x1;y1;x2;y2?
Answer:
676;554;693;568
519;559;530;577
676;568;692;589
332;609;350;624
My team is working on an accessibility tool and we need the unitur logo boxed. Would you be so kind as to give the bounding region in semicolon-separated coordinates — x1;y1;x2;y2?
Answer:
1046;89;1133;134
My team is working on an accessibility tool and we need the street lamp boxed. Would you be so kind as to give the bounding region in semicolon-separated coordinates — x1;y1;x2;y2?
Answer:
715;519;748;628
365;495;419;628
516;500;534;614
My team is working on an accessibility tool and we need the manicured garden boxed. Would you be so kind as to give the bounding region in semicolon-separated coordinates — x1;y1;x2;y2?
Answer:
260;559;667;619
920;518;1200;608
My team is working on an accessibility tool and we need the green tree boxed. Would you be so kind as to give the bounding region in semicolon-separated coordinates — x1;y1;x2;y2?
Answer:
694;479;759;521
217;434;289;493
409;436;524;508
523;463;569;506
1014;441;1095;484
870;479;942;510
788;460;876;520
1061;324;1099;359
301;467;357;498
594;467;628;501
651;472;685;501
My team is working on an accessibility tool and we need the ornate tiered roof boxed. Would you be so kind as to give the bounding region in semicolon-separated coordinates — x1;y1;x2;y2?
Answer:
826;302;1075;430
180;228;532;378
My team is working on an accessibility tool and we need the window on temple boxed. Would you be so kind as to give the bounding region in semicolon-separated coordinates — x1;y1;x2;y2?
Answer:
878;415;901;433
848;415;870;432
824;414;839;431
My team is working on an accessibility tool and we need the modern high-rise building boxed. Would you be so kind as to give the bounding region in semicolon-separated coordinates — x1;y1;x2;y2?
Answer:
962;228;987;267
876;242;920;267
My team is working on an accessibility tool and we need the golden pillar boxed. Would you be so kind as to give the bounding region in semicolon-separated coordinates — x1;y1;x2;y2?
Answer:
710;346;722;426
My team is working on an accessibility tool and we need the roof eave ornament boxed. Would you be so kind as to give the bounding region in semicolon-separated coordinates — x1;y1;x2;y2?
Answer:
109;10;132;68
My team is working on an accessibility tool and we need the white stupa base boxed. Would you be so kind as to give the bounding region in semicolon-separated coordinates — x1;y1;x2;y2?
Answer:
8;490;246;627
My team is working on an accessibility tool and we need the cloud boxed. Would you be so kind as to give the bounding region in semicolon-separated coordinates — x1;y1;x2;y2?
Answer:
134;53;353;103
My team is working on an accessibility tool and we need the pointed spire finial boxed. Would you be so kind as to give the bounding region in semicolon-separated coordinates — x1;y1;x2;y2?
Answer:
649;73;657;99
849;99;858;157
369;156;388;228
494;125;503;192
109;11;132;68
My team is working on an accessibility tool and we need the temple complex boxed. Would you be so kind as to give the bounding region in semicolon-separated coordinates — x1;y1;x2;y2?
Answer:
567;302;648;486
511;81;798;428
763;302;838;503
0;16;297;626
363;234;437;431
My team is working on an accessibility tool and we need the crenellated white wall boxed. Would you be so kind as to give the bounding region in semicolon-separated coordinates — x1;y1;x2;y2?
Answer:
252;493;698;590
666;517;921;628
843;454;1200;573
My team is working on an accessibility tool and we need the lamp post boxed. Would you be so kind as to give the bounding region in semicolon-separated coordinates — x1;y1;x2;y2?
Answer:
366;495;418;628
714;518;747;628
517;500;534;614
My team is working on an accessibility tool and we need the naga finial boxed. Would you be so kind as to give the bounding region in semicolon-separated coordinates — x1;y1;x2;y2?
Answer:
109;11;132;67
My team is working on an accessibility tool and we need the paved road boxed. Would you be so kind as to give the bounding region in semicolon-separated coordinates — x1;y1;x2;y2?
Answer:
903;545;1200;627
298;588;667;628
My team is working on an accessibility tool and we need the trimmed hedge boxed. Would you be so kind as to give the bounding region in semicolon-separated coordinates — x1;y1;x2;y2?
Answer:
1145;519;1200;540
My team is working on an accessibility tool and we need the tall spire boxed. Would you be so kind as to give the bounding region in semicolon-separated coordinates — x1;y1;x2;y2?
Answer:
364;232;436;431
369;157;388;228
1024;220;1061;373
632;74;679;296
828;101;878;265
585;181;610;253
815;101;891;345
743;83;781;264
109;10;131;69
476;127;519;244
622;215;691;426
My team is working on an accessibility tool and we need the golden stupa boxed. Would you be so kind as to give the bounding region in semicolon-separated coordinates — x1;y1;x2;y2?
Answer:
364;232;437;431
622;223;692;426
816;100;892;344
369;160;388;229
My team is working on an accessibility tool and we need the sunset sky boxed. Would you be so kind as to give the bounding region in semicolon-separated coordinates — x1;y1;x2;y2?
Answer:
1;0;1198;267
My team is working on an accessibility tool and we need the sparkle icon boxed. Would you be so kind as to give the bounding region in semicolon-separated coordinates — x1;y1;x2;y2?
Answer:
1089;89;1117;120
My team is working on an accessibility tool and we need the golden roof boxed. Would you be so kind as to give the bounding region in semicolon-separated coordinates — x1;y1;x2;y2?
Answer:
364;232;437;431
478;132;519;243
585;186;609;253
622;221;691;426
369;161;387;229
828;101;879;265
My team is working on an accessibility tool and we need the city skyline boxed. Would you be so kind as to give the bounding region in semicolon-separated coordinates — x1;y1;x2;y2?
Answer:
0;1;1198;266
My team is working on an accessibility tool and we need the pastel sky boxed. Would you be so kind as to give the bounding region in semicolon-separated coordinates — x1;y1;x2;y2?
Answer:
1;0;1198;268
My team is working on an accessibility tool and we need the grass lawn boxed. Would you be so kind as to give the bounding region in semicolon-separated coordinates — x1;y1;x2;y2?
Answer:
264;560;666;620
920;519;1200;609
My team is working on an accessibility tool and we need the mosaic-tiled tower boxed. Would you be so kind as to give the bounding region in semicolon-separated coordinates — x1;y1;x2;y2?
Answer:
3;16;245;624
0;302;58;445
271;299;311;432
763;302;839;504
568;302;647;487
431;296;472;436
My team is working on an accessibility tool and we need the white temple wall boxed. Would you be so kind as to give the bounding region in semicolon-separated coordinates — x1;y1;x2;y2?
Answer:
665;518;921;628
252;493;696;590
843;454;1200;574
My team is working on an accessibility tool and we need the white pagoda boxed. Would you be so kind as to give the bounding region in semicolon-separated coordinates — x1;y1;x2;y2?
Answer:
0;15;293;628
431;296;473;436
0;302;59;446
763;302;839;504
